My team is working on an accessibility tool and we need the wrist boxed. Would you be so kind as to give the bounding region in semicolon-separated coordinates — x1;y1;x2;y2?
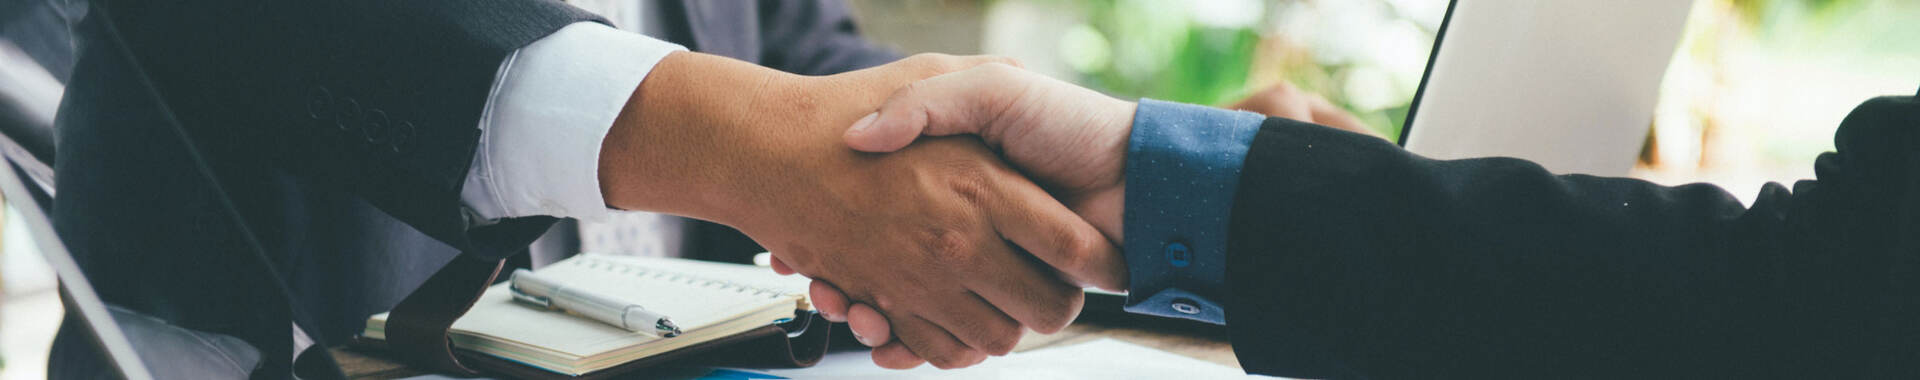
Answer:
597;51;796;224
1091;99;1136;242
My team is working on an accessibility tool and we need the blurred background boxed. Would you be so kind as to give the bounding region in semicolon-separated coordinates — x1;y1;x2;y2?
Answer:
0;0;1915;377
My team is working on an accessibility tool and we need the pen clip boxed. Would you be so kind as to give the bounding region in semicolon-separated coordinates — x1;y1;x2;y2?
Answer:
509;285;554;309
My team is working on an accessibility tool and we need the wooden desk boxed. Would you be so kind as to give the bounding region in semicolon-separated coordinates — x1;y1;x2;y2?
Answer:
334;317;1238;379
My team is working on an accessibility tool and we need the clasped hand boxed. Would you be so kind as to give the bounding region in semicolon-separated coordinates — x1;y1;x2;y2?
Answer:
790;63;1377;368
599;53;1124;369
605;52;1367;370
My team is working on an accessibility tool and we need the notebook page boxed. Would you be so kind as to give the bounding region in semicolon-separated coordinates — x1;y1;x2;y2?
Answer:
585;254;812;308
449;255;801;358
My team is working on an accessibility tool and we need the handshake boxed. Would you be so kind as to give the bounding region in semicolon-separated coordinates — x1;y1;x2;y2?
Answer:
599;52;1376;369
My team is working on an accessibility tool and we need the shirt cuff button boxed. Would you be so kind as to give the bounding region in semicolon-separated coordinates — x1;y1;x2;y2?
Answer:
1166;241;1192;268
1171;298;1202;315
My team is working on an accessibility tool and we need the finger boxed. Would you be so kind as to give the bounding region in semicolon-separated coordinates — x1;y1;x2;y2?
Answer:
915;290;1023;356
1233;83;1313;121
886;53;1024;81
1306;95;1381;139
844;110;924;153
988;171;1128;292
962;55;1024;70
872;341;927;369
1265;89;1312;121
845;302;891;347
891;314;988;369
844;63;1032;153
841;53;1022;94
809;280;850;323
960;234;1086;334
770;255;795;275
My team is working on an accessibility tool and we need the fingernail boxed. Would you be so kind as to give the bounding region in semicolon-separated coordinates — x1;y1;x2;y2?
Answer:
823;311;845;323
846;112;880;136
853;331;880;347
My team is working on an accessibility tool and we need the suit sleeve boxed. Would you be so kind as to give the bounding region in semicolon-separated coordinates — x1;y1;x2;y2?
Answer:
1222;96;1918;379
755;0;900;75
92;0;603;258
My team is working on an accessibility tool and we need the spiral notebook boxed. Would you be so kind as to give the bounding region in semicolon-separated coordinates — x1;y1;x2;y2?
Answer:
362;254;812;376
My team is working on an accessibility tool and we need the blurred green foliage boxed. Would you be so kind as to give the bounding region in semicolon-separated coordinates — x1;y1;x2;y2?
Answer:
1045;0;1438;140
1065;0;1261;107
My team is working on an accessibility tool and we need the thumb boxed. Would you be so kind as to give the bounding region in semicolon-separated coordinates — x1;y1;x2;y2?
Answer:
843;64;1027;152
842;110;926;153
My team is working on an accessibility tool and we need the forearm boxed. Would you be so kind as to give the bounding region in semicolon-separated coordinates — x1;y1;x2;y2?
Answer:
1221;103;1918;377
96;0;598;252
1224;117;1760;377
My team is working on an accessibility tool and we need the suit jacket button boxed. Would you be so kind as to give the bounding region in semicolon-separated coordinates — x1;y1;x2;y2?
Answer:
306;86;332;120
336;98;361;131
389;121;414;153
363;109;390;144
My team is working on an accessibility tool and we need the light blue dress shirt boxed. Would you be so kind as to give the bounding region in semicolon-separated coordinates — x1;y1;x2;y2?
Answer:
1121;99;1266;324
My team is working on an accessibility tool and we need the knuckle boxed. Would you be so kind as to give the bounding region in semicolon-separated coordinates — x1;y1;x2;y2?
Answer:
927;349;984;369
938;159;996;205
895;80;928;100
920;227;974;265
774;244;821;275
870;293;898;312
1048;241;1096;280
981;328;1021;355
1031;290;1084;333
1051;227;1098;262
904;52;961;73
922;350;964;369
961;350;989;367
951;316;1015;354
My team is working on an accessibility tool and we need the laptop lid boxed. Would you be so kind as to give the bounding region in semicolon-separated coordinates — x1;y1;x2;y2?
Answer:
0;161;156;380
1401;0;1693;176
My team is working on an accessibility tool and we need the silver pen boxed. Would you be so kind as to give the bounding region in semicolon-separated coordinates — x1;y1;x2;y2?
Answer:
509;269;683;338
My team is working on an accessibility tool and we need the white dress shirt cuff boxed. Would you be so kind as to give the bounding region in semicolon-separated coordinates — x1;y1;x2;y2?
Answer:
462;22;685;223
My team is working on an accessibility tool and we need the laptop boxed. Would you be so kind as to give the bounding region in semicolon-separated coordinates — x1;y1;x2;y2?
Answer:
1400;0;1695;176
0;161;156;379
1087;0;1695;322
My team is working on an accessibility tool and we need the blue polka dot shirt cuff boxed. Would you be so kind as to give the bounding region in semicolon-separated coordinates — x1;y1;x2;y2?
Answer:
1120;99;1264;324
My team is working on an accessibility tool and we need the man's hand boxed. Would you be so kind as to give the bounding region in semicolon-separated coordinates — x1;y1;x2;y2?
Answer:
1227;83;1383;139
597;53;1118;369
823;63;1370;366
829;63;1137;367
842;63;1138;249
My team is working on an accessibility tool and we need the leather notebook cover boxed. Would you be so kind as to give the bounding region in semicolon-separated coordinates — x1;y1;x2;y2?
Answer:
361;254;831;378
356;311;832;379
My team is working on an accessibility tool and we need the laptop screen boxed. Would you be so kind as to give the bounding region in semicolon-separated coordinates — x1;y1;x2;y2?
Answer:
1395;0;1692;176
1399;0;1458;147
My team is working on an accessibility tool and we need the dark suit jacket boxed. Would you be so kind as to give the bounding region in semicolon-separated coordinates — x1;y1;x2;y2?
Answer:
52;0;893;377
1223;94;1918;379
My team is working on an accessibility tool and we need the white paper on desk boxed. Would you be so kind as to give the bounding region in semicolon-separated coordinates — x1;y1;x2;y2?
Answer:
650;338;1287;380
